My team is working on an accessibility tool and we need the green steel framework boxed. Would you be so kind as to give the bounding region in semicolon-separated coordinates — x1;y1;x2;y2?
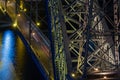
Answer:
1;0;120;79
48;0;70;80
10;0;120;79
48;0;120;80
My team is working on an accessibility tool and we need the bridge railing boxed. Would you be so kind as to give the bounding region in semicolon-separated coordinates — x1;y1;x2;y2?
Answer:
16;12;53;79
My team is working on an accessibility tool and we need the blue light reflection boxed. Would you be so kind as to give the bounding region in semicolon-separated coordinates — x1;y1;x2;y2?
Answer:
1;30;15;61
0;30;17;80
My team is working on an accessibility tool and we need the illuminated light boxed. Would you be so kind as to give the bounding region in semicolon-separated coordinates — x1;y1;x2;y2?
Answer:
23;8;27;12
7;1;10;3
103;76;107;79
36;22;40;26
20;1;23;10
94;68;99;71
13;22;17;27
32;32;35;36
17;13;21;16
71;73;75;77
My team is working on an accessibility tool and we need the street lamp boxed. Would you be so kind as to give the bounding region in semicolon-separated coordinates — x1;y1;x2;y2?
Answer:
32;32;35;36
17;13;21;16
103;76;107;79
71;73;75;78
36;22;40;26
23;8;27;12
94;68;99;71
7;0;10;4
13;22;17;27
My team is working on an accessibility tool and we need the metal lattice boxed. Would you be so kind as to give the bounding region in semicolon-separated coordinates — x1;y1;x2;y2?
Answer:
48;0;70;80
48;0;120;80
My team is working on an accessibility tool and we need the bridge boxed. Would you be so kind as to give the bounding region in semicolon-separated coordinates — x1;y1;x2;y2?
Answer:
0;0;120;80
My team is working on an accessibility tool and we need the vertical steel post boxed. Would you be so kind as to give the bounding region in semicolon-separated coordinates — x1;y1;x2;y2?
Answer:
113;0;119;68
45;0;57;79
47;0;71;79
82;0;93;79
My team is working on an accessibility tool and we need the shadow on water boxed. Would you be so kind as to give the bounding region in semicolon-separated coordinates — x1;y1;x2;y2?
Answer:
0;29;44;80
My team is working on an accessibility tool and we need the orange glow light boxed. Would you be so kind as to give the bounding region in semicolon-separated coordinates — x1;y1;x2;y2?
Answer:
103;76;107;79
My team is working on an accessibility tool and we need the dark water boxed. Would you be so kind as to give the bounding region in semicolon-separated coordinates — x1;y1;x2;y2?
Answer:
0;29;43;80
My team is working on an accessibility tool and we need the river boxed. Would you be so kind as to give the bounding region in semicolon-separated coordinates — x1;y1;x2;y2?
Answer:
0;29;44;80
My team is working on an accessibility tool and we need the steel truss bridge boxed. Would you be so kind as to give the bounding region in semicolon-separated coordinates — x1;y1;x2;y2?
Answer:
0;0;120;80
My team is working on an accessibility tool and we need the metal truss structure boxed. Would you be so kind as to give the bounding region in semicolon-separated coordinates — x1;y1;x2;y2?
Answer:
3;0;119;79
48;0;120;80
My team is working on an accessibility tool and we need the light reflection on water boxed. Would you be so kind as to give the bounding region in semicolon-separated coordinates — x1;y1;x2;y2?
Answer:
0;29;43;80
1;30;15;62
0;30;18;80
